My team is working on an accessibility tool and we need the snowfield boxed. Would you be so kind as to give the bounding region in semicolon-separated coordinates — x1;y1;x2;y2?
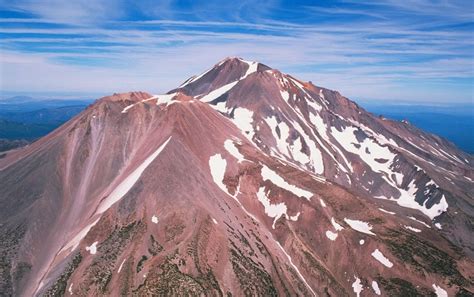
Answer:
371;249;393;268
344;218;375;235
261;165;313;199
97;137;172;214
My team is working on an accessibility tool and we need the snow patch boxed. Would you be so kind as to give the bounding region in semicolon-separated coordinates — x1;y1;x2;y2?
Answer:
432;284;448;297
371;249;393;268
60;218;100;253
118;259;126;273
156;93;177;105
291;120;324;174
344;218;375;235
408;216;431;228
290;212;300;221
86;241;98;255
97;137;172;214
359;239;365;245
68;283;73;295
261;165;313;200
257;187;288;229
320;199;327;207
280;90;290;102
200;81;238;102
372;280;381;295
212;218;218;225
264;116;291;158
352;276;363;297
332;125;448;220
180;65;213;87
276;241;316;296
209;154;230;195
224;139;245;162
151;215;158;224
326;230;338;241
379;208;396;215
331;218;344;231
404;225;421;233
232;108;255;141
435;222;442;229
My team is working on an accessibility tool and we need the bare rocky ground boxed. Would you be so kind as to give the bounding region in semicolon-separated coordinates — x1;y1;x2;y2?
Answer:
0;58;472;296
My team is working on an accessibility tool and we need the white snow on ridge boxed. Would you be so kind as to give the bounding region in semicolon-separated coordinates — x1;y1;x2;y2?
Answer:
408;216;431;228
333;125;448;220
331;125;397;179
371;249;393;268
232;108;255;142
432;284;448;297
97;137;172;214
240;59;258;79
307;98;322;112
156;93;177;105
224;139;245;162
331;217;344;231
344;218;375;235
265;117;310;166
118;259;126;273
264;116;291;157
68;283;73;295
209;154;231;195
372;280;381;295
290;136;311;164
200;81;239;102
404;225;421;233
290;120;324;174
280;90;290;102
326;230;338;241
320;199;327;207
199;59;257;103
180;65;213;87
257;187;289;229
379;208;396;215
276;241;317;296
393;181;448;220
60;218;100;254
352;276;363;297
261;165;313;200
310;113;352;173
121;95;159;113
86;241;98;255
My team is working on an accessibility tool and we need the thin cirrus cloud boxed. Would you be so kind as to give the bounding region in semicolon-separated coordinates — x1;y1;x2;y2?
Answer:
0;0;472;103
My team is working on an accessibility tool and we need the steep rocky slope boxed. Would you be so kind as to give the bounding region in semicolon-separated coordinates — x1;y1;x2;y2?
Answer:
0;58;472;296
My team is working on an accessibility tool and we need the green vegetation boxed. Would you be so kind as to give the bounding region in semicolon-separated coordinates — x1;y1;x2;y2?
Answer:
383;229;466;286
44;253;82;297
376;277;435;297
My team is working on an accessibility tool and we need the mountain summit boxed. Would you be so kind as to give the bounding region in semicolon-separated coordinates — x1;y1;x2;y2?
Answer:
1;57;473;296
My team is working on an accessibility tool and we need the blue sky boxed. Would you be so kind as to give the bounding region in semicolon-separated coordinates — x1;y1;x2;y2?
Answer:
0;0;473;103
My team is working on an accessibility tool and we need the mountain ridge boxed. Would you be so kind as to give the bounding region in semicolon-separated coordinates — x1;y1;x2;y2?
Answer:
0;57;472;296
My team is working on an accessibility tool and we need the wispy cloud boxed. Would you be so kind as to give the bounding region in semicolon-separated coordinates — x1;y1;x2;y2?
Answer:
0;0;472;103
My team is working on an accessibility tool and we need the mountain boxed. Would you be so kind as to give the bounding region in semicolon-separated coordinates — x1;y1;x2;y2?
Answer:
0;100;92;151
0;58;472;296
0;139;30;154
360;103;474;154
0;106;88;125
0;98;92;113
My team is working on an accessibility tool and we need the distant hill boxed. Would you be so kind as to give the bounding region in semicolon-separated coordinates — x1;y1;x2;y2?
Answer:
0;97;92;143
0;138;29;153
0;105;86;125
0;119;57;140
